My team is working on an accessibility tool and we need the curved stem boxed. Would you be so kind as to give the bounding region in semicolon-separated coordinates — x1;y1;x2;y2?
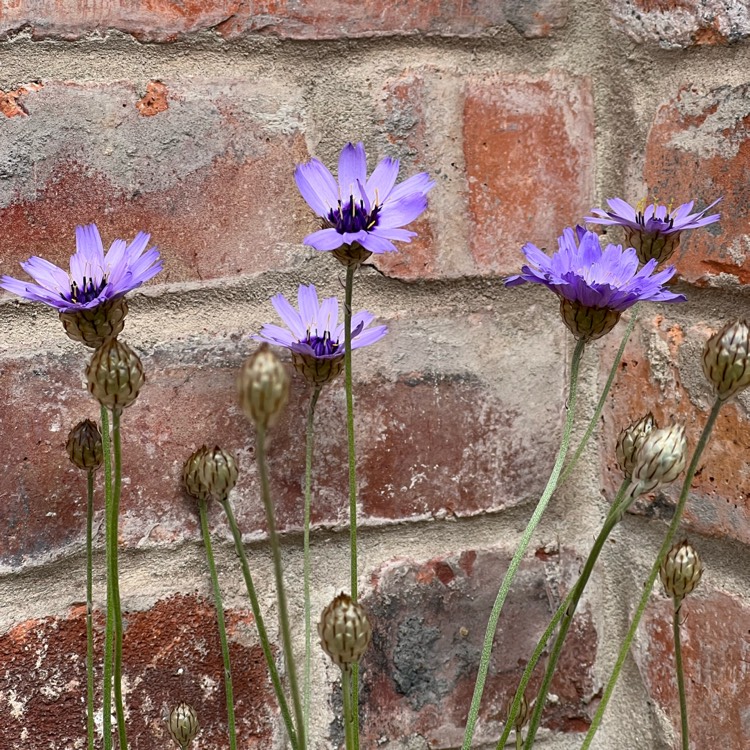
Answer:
580;397;723;750
304;386;322;744
673;598;689;750
100;405;113;750
198;499;237;750
220;499;299;750
256;425;305;749
462;338;586;750
86;468;95;750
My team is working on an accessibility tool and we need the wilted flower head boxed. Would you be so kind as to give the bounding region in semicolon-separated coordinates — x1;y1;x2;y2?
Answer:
702;320;750;402
505;226;685;341
631;423;687;495
660;539;703;602
586;197;720;265
183;445;238;503
254;283;387;386
318;593;372;670
167;703;199;749
616;413;656;479
238;344;290;429
295;141;434;265
505;691;530;731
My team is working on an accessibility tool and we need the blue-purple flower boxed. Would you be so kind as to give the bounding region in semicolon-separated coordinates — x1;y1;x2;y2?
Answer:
506;226;685;341
294;142;434;265
254;283;387;385
586;197;721;265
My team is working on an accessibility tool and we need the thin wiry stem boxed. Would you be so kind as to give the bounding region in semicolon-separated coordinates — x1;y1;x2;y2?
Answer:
85;468;96;750
100;405;114;750
673;598;690;750
341;667;356;750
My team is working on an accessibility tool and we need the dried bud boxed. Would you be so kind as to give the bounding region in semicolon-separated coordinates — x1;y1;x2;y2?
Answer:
86;338;145;412
702;320;750;401
167;703;200;749
318;593;372;669
59;297;129;348
66;419;104;471
183;445;238;502
616;413;656;479
632;424;687;494
660;539;703;601
238;344;289;429
505;691;530;730
559;299;621;342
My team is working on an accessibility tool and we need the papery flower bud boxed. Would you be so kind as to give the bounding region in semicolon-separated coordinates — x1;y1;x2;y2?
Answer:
59;297;129;348
331;241;373;269
660;539;703;601
318;593;372;669
291;351;345;386
66;419;104;471
702;320;750;401
616;413;656;479
559;299;621;342
505;691;529;730
167;703;200;749
183;445;238;502
238;344;289;429
623;226;682;266
86;338;145;412
632;424;687;494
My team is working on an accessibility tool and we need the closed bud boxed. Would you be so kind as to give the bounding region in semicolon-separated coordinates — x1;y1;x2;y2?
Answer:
59;297;128;348
632;424;687;494
616;413;656;479
183;445;238;502
660;539;703;601
318;593;372;670
505;691;529;730
702;320;750;401
86;338;145;413
66;419;104;471
559;299;621;342
238;344;289;429
167;703;199;749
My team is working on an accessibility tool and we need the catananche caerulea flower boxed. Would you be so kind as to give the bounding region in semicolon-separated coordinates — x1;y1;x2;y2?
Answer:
294;142;434;266
586;197;720;265
506;226;685;341
254;283;387;385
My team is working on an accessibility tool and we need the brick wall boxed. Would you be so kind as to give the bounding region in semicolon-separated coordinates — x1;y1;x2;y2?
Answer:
1;1;749;749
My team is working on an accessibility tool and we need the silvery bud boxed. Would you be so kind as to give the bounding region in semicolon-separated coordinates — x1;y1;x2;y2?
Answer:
660;539;703;601
167;703;199;749
632;424;687;494
59;297;128;348
318;593;372;670
616;413;656;479
238;344;289;429
702;320;750;401
86;337;145;413
505;691;529;730
183;445;238;502
66;419;103;471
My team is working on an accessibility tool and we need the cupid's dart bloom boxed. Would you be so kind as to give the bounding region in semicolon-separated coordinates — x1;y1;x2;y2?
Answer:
505;226;685;341
294;141;435;266
254;283;387;385
586;197;721;265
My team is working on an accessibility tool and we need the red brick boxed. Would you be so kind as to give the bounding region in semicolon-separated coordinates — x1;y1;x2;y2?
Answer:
600;312;750;546
136;81;169;117
0;82;42;118
639;588;750;748
641;84;749;286
462;72;595;275
360;547;599;748
0;594;277;749
612;1;750;47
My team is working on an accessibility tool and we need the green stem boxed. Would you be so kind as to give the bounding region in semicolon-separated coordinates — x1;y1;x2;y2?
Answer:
673;598;689;750
341;667;355;750
220;499;299;750
198;499;237;750
515;730;522;750
100;404;113;750
580;397;723;750
256;426;306;750
304;386;322;744
523;480;633;748
462;338;586;750
86;468;95;750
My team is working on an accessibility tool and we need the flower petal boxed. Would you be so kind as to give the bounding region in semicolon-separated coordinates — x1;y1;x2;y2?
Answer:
365;157;400;205
378;193;429;229
338;142;367;200
271;292;306;339
303;228;346;252
295;159;339;217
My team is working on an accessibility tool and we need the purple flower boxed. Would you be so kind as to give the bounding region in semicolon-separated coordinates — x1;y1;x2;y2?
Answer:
1;223;162;312
506;226;685;341
254;283;387;385
294;142;434;260
586;197;721;265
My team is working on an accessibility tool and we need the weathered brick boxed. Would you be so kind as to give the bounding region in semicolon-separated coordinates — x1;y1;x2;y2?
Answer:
611;0;750;48
462;72;595;275
359;547;599;748
0;1;569;42
0;594;277;749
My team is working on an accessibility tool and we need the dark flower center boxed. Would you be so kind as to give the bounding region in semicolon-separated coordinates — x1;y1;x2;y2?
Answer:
304;331;339;357
635;212;674;233
326;196;380;235
66;275;108;305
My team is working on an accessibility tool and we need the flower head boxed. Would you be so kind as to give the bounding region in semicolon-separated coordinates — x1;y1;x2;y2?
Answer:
505;226;685;341
586;197;721;265
294;142;434;264
254;283;387;385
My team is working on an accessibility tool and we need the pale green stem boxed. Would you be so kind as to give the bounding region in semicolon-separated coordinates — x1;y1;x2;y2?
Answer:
673;597;689;750
256;425;306;749
341;667;355;750
580;397;723;749
462;338;586;750
100;404;113;750
198;498;237;750
86;469;95;750
221;498;299;750
515;730;522;750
